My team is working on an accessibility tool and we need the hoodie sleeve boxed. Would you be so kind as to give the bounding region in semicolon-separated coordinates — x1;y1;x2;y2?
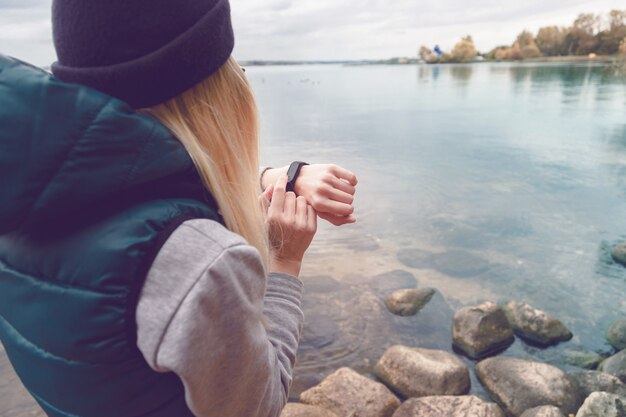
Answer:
135;218;304;417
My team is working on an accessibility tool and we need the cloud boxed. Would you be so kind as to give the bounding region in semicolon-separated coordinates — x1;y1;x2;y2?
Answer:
0;0;49;9
0;0;624;65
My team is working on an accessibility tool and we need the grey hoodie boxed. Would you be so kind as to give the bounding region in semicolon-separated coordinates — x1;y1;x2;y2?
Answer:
136;218;304;417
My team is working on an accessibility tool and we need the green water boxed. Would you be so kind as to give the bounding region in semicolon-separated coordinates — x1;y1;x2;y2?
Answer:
2;62;625;413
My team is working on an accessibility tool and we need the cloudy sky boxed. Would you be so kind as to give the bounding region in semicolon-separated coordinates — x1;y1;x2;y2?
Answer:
0;0;624;66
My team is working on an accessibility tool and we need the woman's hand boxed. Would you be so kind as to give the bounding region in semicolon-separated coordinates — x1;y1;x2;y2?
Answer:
261;164;358;226
260;175;317;277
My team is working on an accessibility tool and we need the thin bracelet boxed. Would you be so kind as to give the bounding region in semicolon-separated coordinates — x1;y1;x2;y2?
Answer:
259;166;272;191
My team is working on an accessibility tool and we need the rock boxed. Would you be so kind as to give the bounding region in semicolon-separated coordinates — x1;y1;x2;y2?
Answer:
475;357;581;417
392;395;504;417
569;371;626;399
599;350;626;383
452;301;514;359
575;392;626;417
520;406;565;417
502;301;572;346
280;403;339;417
300;367;400;417
374;345;470;398
611;242;626;267
384;288;436;316
607;319;626;350
562;349;604;370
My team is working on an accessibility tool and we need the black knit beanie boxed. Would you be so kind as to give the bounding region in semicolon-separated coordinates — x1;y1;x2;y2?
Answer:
50;0;234;108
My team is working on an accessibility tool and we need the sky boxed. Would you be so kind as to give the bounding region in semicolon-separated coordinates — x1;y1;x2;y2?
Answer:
0;0;624;66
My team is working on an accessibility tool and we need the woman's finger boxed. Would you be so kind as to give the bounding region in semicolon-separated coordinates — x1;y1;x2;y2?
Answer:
329;176;356;195
307;205;317;231
318;212;356;226
316;199;354;217
322;186;354;205
331;165;358;186
268;175;288;216
296;196;307;225
260;184;274;211
284;191;297;221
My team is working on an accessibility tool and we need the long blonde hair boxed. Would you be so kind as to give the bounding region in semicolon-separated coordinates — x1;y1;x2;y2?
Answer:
141;57;269;269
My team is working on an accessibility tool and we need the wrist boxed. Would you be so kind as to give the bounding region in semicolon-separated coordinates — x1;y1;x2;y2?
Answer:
261;165;289;191
293;164;310;196
269;257;302;277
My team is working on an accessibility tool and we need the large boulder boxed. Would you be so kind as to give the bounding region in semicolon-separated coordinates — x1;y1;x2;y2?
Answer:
599;350;626;383
475;357;581;417
502;301;572;346
281;403;339;417
300;367;400;417
607;319;626;350
569;371;626;399
392;395;504;417
452;301;514;359
520;406;565;417
575;392;626;417
611;243;626;267
384;288;435;316
374;345;470;398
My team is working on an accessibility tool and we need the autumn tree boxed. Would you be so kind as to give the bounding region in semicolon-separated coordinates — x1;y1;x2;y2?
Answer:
564;13;600;54
418;45;432;61
450;35;477;62
536;26;567;56
596;9;626;54
516;30;542;58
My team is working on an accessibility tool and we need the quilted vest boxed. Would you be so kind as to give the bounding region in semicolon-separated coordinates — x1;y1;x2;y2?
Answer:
0;54;224;417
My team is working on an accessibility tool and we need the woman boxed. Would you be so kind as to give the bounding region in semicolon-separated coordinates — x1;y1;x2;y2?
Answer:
0;0;357;416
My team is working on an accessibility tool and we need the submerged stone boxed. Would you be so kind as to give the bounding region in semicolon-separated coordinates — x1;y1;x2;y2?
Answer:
384;288;435;316
569;370;626;399
502;301;572;346
397;248;491;278
611;243;626;267
452;301;514;359
429;250;491;277
369;270;419;294
561;349;604;370
607;318;626;351
599;350;626;383
520;406;565;417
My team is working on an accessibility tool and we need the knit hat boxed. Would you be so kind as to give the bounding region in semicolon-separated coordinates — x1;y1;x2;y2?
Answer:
50;0;234;109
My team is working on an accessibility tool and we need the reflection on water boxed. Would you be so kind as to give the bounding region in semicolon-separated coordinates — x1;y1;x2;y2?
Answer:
2;62;626;413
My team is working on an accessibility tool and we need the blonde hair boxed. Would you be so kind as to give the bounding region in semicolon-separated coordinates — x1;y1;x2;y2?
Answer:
141;57;269;269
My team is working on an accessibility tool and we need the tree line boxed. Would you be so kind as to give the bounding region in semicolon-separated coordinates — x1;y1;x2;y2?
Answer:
419;10;626;63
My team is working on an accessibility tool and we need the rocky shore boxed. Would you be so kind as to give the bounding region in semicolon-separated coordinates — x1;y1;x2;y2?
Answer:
281;243;626;417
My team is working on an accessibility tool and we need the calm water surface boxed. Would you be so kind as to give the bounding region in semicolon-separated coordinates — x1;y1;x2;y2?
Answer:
2;62;626;413
250;62;626;398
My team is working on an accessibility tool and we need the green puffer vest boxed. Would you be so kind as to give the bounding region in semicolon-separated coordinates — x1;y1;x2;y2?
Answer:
0;54;224;417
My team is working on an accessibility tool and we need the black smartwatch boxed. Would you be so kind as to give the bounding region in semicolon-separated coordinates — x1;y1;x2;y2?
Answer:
286;161;309;193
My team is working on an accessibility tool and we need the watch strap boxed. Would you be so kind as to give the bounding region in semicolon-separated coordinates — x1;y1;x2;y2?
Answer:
286;161;309;193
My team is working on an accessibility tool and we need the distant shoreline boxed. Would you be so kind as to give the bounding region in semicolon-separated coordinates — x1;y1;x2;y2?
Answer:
240;55;625;67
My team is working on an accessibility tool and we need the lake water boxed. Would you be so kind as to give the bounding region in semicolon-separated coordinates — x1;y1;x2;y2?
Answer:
251;62;626;398
2;62;626;413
